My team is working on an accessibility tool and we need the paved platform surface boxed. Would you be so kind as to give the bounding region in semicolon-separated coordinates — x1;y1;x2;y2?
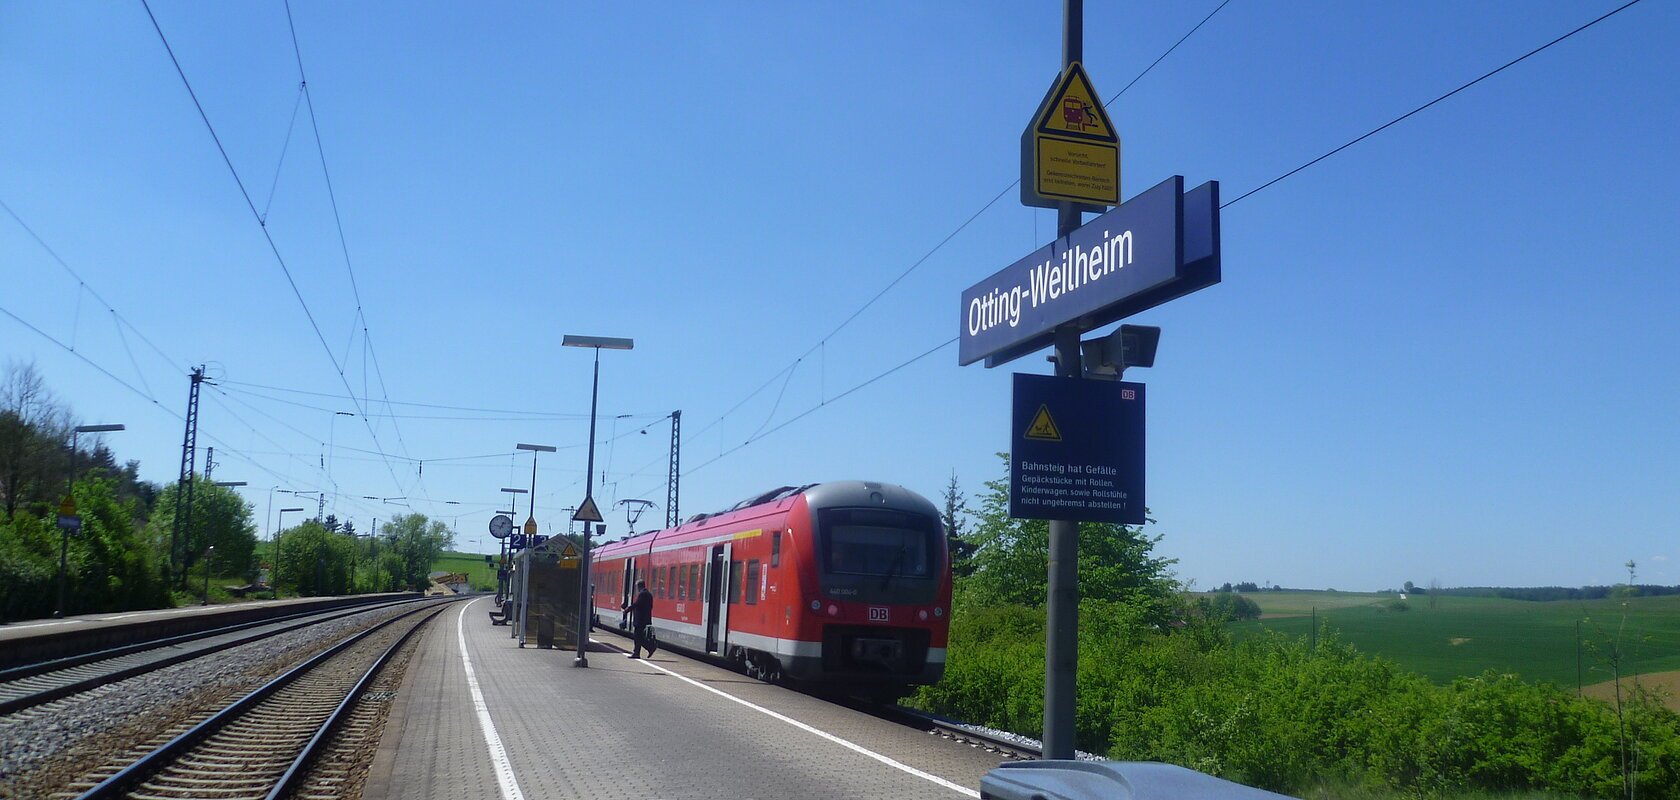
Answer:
365;596;1004;800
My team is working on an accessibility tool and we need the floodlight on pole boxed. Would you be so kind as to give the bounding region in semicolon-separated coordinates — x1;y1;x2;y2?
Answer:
563;333;635;667
275;507;307;595
515;444;556;536
561;335;634;351
57;423;125;617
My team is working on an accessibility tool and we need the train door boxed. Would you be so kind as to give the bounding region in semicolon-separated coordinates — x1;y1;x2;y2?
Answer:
705;544;727;653
620;558;636;629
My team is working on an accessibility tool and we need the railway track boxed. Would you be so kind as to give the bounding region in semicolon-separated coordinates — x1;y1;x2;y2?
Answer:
0;598;424;717
839;698;1044;761
58;598;455;800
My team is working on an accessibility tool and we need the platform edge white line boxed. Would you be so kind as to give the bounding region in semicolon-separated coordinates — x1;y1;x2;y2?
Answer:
459;598;526;800
600;637;980;798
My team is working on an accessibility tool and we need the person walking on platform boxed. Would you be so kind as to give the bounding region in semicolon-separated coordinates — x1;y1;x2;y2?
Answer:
626;579;656;658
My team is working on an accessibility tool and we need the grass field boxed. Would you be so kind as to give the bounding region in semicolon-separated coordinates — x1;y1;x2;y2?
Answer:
432;551;499;591
1229;590;1680;688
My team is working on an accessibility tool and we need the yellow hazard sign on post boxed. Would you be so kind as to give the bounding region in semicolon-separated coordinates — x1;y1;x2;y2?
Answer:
1024;404;1063;442
559;542;580;569
1022;61;1120;208
59;496;76;517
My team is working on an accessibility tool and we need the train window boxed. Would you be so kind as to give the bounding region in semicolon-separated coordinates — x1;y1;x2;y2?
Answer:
745;560;760;605
728;561;743;604
690;564;700;601
659;567;668;599
677;566;687;601
771;530;782;567
818;508;937;578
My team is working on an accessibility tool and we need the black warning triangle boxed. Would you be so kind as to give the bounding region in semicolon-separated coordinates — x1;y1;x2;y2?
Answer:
572;496;604;523
1024;404;1063;442
1033;62;1117;143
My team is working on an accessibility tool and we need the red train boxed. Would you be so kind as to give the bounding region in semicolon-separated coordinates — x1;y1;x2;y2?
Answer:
590;481;951;693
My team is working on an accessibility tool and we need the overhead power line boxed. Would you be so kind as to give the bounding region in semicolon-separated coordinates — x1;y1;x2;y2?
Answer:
1;197;185;379
1221;0;1647;209
0;301;389;519
625;0;1647;506
668;0;1236;463
140;0;409;498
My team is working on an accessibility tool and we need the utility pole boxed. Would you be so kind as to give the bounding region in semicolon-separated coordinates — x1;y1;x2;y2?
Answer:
666;410;682;528
203;447;214;480
170;366;205;589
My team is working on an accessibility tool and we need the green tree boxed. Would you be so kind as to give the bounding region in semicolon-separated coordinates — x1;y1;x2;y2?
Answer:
962;454;1176;620
146;480;258;588
0;360;71;519
383;512;453;590
274;520;355;596
941;470;977;578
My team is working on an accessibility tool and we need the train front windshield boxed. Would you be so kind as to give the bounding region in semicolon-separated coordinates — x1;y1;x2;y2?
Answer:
819;508;938;578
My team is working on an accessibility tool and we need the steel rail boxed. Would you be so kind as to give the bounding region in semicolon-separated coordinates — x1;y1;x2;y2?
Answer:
0;597;423;716
72;598;455;799
882;704;1043;761
0;595;412;681
263;599;439;799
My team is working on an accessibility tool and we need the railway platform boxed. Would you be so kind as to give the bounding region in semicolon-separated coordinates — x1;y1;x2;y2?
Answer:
365;596;1003;799
0;593;416;669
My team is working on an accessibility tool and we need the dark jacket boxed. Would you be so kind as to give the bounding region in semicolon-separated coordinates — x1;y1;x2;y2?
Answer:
631;588;654;627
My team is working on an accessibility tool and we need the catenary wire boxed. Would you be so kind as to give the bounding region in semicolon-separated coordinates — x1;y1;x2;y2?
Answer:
140;0;409;498
1220;0;1647;209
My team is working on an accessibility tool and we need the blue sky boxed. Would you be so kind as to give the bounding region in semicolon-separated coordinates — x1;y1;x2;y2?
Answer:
3;1;1676;591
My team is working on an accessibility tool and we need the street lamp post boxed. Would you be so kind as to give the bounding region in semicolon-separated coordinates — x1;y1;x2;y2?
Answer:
516;443;556;537
323;411;353;519
275;506;306;594
202;544;215;606
56;423;124;618
500;487;528;638
562;334;633;667
200;481;246;602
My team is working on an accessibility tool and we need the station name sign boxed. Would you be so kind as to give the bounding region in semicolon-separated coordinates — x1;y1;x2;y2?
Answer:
958;175;1221;368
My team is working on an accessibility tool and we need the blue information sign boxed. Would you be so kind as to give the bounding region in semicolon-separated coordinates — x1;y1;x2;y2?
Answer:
1010;373;1144;525
960;176;1222;368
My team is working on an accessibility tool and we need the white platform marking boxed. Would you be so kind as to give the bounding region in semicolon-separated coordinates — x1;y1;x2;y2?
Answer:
599;637;980;798
459;598;526;800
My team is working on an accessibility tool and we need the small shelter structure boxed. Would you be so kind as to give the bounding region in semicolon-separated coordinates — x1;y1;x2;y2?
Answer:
513;535;582;650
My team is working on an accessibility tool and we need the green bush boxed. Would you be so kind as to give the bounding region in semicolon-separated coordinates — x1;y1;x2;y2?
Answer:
910;599;1680;798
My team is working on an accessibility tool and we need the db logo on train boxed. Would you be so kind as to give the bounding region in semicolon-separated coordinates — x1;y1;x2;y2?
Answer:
868;606;890;622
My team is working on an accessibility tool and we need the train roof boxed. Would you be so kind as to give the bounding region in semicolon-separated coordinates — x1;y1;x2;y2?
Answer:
592;480;935;558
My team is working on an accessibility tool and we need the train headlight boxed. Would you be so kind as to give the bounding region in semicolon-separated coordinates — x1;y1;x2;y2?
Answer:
810;600;821;611
827;604;839;616
918;610;929;621
934;606;944;618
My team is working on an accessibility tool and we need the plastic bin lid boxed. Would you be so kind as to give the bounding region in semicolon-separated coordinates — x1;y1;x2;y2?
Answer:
980;760;1295;800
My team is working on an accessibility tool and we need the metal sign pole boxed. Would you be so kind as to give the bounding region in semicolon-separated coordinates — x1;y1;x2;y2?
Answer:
1042;0;1083;762
517;549;529;647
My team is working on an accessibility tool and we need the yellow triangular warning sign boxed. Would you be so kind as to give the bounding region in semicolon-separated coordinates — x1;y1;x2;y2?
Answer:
572;496;604;523
1024;404;1063;442
560;543;579;559
1034;62;1117;143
